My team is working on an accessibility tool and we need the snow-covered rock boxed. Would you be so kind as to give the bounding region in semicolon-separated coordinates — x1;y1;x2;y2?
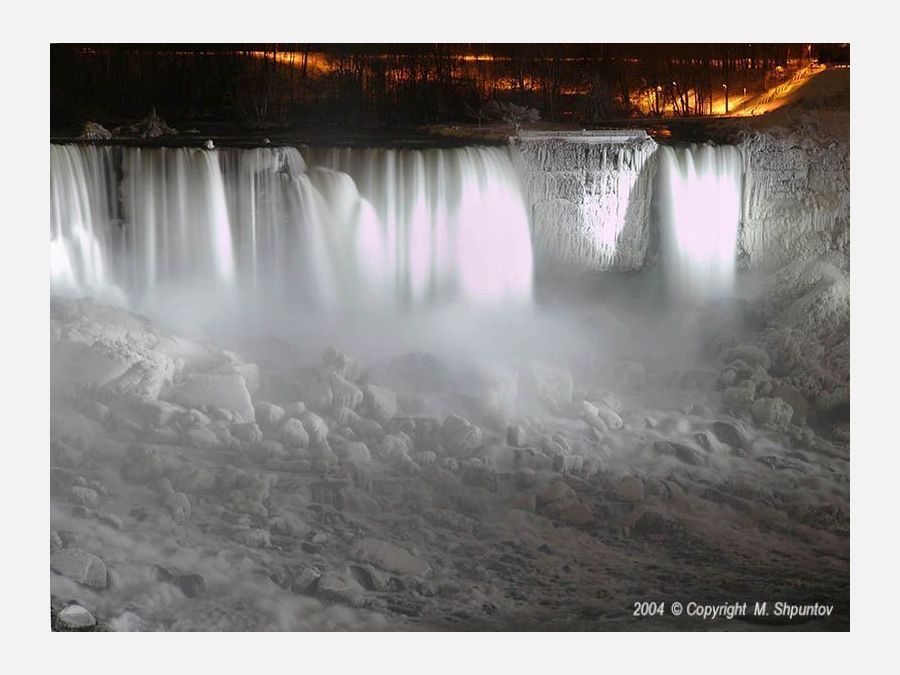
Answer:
170;373;255;423
51;548;108;589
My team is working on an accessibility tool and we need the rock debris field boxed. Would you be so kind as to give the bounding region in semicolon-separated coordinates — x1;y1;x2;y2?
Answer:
49;253;849;630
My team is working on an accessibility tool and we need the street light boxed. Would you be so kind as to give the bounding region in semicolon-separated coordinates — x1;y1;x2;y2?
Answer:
722;83;729;114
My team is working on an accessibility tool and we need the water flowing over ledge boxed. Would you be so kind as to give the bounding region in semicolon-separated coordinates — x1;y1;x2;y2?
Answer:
50;144;534;312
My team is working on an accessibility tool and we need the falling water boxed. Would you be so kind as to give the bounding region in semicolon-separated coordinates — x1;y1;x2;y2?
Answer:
49;144;534;312
655;144;743;301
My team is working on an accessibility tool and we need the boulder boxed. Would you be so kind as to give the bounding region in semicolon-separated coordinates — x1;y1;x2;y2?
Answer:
79;121;112;141
350;537;432;577
338;441;372;465
364;384;398;424
280;418;310;448
329;371;363;410
170;373;254;423
558;501;593;526
614;476;645;502
51;548;108;590
301;377;333;412
254;402;285;431
299;411;329;445
440;415;483;458
283;400;306;419
720;344;771;371
56;604;97;630
751;397;794;430
232;421;263;444
537;480;577;517
317;571;366;607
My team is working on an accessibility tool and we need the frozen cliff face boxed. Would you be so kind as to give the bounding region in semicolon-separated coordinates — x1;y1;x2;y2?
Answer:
754;251;849;419
512;134;658;274
739;127;849;271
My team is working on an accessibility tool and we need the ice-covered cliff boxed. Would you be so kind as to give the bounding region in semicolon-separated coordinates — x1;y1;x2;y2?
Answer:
739;127;849;270
512;132;658;274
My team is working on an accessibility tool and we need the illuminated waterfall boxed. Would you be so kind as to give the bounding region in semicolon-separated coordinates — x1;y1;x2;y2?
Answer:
655;144;743;301
49;144;534;311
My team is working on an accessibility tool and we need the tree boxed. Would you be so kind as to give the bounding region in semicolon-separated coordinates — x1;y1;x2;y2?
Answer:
485;100;540;132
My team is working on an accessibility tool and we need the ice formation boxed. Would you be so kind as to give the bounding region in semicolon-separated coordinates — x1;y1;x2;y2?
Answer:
513;134;658;273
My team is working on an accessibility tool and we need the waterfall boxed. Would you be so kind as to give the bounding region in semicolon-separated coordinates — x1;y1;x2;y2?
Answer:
49;144;534;311
655;144;743;301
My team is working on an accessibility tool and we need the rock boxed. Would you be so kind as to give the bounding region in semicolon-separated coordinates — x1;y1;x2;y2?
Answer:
720;344;771;371
164;491;191;522
653;441;704;466
299;411;329;445
723;384;755;410
772;384;809;425
352;417;385;443
553;454;583;475
376;434;412;463
124;107;178;138
518;360;574;411
289;566;323;594
510;493;537;512
79;121;112;141
280;417;310;448
412;450;437;466
232;421;263;443
120;444;180;485
338;440;371;465
537;480;577;517
95;512;124;530
364;384;398;424
329;371;363;410
170;373;254;423
56;604;97;630
710;420;746;449
179;409;211;428
614;475;645;502
73;398;110;426
590;402;623;430
515;468;537;489
70;485;101;508
751;397;794;430
334;406;360;427
254;402;285;431
317;571;366;607
441;415;484;458
51;548;108;589
462;464;498;492
350;537;432;577
182;426;221;450
232;527;271;548
630;510;684;537
558;500;593;526
155;566;206;598
298;376;332;412
283;400;306;419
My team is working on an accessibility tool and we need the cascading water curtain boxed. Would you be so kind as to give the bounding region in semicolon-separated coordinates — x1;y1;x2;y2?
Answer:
655;144;743;302
49;144;535;313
